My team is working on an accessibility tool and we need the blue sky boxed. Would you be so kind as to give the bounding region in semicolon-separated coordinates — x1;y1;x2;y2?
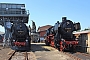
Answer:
0;0;90;32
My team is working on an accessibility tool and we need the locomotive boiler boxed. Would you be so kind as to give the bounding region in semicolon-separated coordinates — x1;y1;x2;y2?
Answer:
45;17;81;52
11;22;31;51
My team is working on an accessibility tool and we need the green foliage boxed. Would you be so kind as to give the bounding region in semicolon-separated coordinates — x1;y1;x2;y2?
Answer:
83;27;90;31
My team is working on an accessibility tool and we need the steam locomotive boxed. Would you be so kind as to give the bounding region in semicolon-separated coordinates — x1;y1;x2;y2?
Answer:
10;21;31;51
45;17;81;52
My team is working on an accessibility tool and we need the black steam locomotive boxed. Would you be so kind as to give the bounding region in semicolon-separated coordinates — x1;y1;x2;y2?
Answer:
45;17;81;51
11;21;31;51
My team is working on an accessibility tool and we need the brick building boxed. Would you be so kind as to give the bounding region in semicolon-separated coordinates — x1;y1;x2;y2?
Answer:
73;30;90;53
37;25;52;42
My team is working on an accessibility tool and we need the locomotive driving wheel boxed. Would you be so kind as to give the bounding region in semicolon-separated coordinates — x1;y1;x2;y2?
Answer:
59;41;64;51
54;39;58;48
70;45;76;52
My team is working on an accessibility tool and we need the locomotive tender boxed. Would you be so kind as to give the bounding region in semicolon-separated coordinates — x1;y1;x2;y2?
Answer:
45;17;81;51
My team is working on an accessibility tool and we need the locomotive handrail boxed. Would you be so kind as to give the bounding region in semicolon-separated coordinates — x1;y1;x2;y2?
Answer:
0;10;29;15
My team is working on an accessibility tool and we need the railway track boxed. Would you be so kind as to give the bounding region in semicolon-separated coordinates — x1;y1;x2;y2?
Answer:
7;51;29;60
60;51;80;60
6;43;90;60
73;52;90;60
7;50;36;60
61;51;90;60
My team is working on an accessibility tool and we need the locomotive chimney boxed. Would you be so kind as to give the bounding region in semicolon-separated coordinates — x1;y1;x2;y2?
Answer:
62;17;67;22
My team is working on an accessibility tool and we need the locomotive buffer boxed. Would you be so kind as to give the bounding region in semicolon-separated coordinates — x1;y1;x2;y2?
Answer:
0;3;29;48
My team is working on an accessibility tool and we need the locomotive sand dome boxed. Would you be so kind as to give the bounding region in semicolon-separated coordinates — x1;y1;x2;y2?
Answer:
45;17;81;52
0;3;31;51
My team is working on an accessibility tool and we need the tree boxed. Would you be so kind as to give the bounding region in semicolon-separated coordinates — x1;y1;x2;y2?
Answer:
31;20;36;33
83;27;90;31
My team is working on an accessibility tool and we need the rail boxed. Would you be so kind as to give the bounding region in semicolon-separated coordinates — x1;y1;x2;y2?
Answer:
7;50;16;60
25;51;28;60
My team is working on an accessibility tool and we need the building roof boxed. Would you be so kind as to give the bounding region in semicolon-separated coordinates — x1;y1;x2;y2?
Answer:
73;30;90;34
37;25;52;32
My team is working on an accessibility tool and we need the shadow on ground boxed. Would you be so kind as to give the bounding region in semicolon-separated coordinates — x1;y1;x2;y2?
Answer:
31;43;50;52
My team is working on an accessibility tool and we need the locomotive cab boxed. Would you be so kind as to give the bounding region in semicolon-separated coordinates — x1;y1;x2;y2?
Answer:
74;22;81;31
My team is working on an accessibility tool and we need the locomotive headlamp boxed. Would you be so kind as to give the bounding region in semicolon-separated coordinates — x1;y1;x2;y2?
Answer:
13;40;15;42
61;39;64;41
75;38;78;41
26;40;28;42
